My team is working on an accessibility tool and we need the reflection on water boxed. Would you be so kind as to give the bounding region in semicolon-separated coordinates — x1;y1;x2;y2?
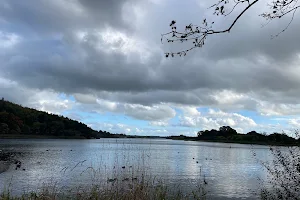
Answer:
0;139;273;199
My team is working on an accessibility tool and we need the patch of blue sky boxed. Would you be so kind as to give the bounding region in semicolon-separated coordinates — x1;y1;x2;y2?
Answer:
237;110;267;121
58;93;75;102
196;107;210;113
169;108;182;126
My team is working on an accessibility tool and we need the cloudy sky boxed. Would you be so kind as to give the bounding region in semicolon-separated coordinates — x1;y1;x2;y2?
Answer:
1;0;300;136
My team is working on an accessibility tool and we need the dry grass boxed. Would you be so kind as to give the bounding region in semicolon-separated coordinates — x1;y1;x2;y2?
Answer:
1;174;207;200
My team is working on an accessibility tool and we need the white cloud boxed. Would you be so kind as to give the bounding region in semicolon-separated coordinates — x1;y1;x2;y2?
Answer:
0;31;21;48
210;90;249;105
73;94;176;121
181;106;201;116
179;108;257;133
0;77;74;115
26;91;75;114
257;102;300;116
149;120;169;127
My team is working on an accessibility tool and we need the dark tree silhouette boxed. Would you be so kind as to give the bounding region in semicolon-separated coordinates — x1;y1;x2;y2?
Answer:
0;99;115;138
161;0;300;57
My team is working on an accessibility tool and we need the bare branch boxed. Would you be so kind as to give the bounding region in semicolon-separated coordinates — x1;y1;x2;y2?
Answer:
162;0;300;57
209;0;259;34
161;0;259;57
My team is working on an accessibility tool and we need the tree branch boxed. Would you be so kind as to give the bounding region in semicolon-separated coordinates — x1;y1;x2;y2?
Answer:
161;0;299;57
161;0;259;57
209;0;259;34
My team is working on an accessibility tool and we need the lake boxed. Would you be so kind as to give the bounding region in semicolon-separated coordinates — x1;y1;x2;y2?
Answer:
0;138;274;199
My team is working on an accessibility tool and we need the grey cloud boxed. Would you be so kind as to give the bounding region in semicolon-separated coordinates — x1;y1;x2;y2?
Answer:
77;0;135;29
74;93;97;104
4;28;300;106
2;36;219;93
94;90;212;106
71;96;176;121
0;81;31;105
0;0;136;35
1;0;300;116
122;104;176;121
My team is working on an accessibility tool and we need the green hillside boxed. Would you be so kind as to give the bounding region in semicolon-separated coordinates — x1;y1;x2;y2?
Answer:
0;98;113;139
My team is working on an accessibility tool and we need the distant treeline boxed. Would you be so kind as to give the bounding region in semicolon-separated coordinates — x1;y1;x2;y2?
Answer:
0;98;119;139
168;126;300;146
2;98;299;144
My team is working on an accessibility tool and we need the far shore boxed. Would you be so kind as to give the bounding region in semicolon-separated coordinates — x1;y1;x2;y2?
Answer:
1;134;299;146
181;138;298;146
168;136;300;146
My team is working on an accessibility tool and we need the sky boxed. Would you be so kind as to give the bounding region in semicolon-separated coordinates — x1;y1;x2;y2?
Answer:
1;0;300;136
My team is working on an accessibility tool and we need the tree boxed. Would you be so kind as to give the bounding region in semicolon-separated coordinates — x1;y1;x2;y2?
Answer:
0;100;115;138
197;130;204;137
161;0;300;57
219;126;237;136
50;121;65;136
0;97;4;111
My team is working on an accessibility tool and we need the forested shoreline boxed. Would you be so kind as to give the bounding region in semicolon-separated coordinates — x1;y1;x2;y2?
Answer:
168;126;300;146
0;98;115;139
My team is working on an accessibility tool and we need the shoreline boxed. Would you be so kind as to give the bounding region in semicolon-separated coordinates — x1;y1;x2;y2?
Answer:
1;134;298;146
171;138;300;146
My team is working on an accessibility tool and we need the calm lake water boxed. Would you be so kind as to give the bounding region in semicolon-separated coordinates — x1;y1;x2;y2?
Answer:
0;138;274;199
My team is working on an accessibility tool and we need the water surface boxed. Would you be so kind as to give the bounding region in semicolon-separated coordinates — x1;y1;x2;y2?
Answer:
0;139;273;199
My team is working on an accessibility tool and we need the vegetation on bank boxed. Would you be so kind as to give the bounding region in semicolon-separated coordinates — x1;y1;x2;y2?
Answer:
1;178;207;200
259;144;300;199
0;98;116;139
168;126;300;146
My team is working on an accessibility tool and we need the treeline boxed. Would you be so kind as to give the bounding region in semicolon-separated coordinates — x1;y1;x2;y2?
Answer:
169;126;300;145
0;98;114;139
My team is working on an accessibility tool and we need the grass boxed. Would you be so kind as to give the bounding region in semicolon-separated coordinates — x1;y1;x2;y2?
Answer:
0;173;207;200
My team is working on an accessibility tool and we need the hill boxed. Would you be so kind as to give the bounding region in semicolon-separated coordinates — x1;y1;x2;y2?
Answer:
0;98;115;139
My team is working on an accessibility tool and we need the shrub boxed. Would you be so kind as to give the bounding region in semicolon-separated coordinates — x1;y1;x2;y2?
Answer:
260;132;300;200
